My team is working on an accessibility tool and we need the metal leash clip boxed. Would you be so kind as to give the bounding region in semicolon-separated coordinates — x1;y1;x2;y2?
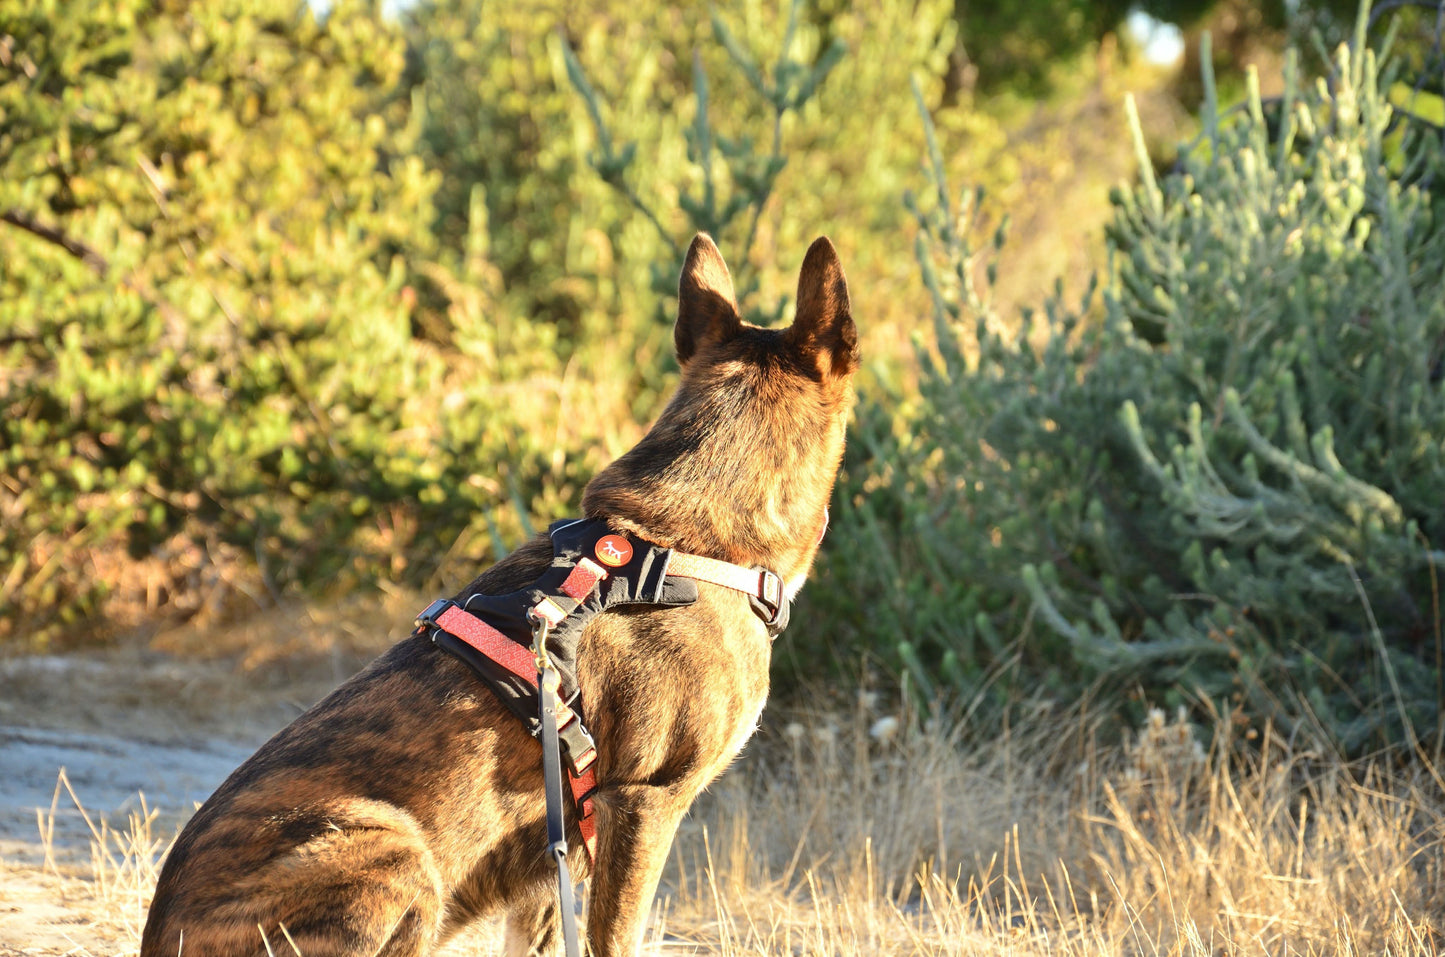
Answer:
527;605;554;674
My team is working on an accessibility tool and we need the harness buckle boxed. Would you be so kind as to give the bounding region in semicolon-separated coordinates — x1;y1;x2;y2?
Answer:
748;567;790;637
557;718;598;776
416;598;455;631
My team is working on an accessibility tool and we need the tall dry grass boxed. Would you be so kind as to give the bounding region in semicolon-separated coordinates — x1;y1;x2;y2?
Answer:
659;700;1445;956
26;769;172;952
23;700;1444;955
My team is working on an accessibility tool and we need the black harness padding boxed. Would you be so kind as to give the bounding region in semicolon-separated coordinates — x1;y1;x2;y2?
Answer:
430;519;699;734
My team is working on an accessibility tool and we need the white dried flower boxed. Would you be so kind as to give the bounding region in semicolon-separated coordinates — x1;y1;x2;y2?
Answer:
869;716;899;743
784;722;806;742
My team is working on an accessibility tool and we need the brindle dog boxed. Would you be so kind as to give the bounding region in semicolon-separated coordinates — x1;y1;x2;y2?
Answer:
140;234;859;957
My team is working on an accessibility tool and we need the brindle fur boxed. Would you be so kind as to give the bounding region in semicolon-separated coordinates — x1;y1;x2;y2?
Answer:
140;235;859;957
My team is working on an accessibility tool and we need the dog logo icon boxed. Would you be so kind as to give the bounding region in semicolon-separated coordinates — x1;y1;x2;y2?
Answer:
595;535;633;567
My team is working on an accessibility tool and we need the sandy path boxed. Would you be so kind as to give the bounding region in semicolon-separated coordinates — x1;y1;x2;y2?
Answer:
0;643;514;956
0;653;275;954
0;724;260;848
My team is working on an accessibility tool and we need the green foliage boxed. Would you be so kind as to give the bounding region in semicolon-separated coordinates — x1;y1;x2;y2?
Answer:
397;0;907;409
21;0;1426;762
0;0;567;642
950;0;1137;95
808;25;1445;750
0;0;968;645
559;0;964;324
400;1;634;351
561;0;845;323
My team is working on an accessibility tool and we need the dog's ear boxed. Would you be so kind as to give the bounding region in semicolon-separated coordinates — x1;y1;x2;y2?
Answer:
786;236;858;380
675;233;741;365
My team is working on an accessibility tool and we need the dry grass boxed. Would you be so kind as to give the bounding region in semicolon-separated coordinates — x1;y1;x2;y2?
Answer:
655;700;1445;956
9;692;1442;956
38;770;168;946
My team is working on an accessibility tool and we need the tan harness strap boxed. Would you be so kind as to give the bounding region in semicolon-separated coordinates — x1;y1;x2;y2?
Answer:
667;552;774;599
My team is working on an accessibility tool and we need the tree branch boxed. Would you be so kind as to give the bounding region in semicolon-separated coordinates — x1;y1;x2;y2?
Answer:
1;208;110;276
0;206;188;344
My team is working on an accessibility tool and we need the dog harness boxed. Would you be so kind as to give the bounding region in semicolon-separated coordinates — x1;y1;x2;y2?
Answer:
412;518;791;857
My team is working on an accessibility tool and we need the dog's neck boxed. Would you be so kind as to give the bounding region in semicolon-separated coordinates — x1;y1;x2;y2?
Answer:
580;421;838;583
579;489;830;584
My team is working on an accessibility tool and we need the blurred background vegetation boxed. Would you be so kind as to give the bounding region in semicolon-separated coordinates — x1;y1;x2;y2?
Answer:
3;0;1444;752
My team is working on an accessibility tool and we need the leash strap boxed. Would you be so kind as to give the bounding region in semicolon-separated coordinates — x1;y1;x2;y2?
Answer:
539;662;584;957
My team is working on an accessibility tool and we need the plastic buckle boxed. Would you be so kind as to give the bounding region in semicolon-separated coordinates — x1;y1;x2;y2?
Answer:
748;567;790;637
558;717;598;775
416;598;454;630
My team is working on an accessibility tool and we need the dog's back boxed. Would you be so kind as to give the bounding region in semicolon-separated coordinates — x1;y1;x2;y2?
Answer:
141;234;858;957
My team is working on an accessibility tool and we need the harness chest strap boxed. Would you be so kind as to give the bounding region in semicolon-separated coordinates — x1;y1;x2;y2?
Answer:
424;601;602;859
418;542;785;865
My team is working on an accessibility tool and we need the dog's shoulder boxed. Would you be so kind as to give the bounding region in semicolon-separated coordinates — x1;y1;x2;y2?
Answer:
452;532;555;602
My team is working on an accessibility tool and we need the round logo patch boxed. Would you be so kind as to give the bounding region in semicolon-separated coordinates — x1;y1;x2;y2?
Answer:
595;535;634;567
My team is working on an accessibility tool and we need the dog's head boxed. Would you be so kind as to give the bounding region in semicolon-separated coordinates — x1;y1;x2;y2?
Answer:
584;234;859;586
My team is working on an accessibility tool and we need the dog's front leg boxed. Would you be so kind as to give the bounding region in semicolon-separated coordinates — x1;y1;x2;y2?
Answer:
585;783;692;957
502;894;558;957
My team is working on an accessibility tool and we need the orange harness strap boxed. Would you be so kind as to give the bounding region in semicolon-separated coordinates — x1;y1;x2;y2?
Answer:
427;600;603;860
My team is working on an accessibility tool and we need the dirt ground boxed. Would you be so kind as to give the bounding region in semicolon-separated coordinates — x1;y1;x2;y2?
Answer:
0;649;253;953
0;601;509;955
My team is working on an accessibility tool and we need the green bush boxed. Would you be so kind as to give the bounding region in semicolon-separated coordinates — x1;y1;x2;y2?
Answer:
0;1;587;643
806;21;1445;751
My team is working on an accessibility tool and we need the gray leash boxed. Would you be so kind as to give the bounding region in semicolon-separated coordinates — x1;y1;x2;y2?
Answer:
531;611;584;957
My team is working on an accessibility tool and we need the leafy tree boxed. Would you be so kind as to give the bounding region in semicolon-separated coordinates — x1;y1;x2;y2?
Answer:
400;0;593;342
0;0;972;645
938;0;1370;97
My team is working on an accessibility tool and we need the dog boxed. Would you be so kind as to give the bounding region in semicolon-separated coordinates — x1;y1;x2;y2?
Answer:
140;233;859;957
